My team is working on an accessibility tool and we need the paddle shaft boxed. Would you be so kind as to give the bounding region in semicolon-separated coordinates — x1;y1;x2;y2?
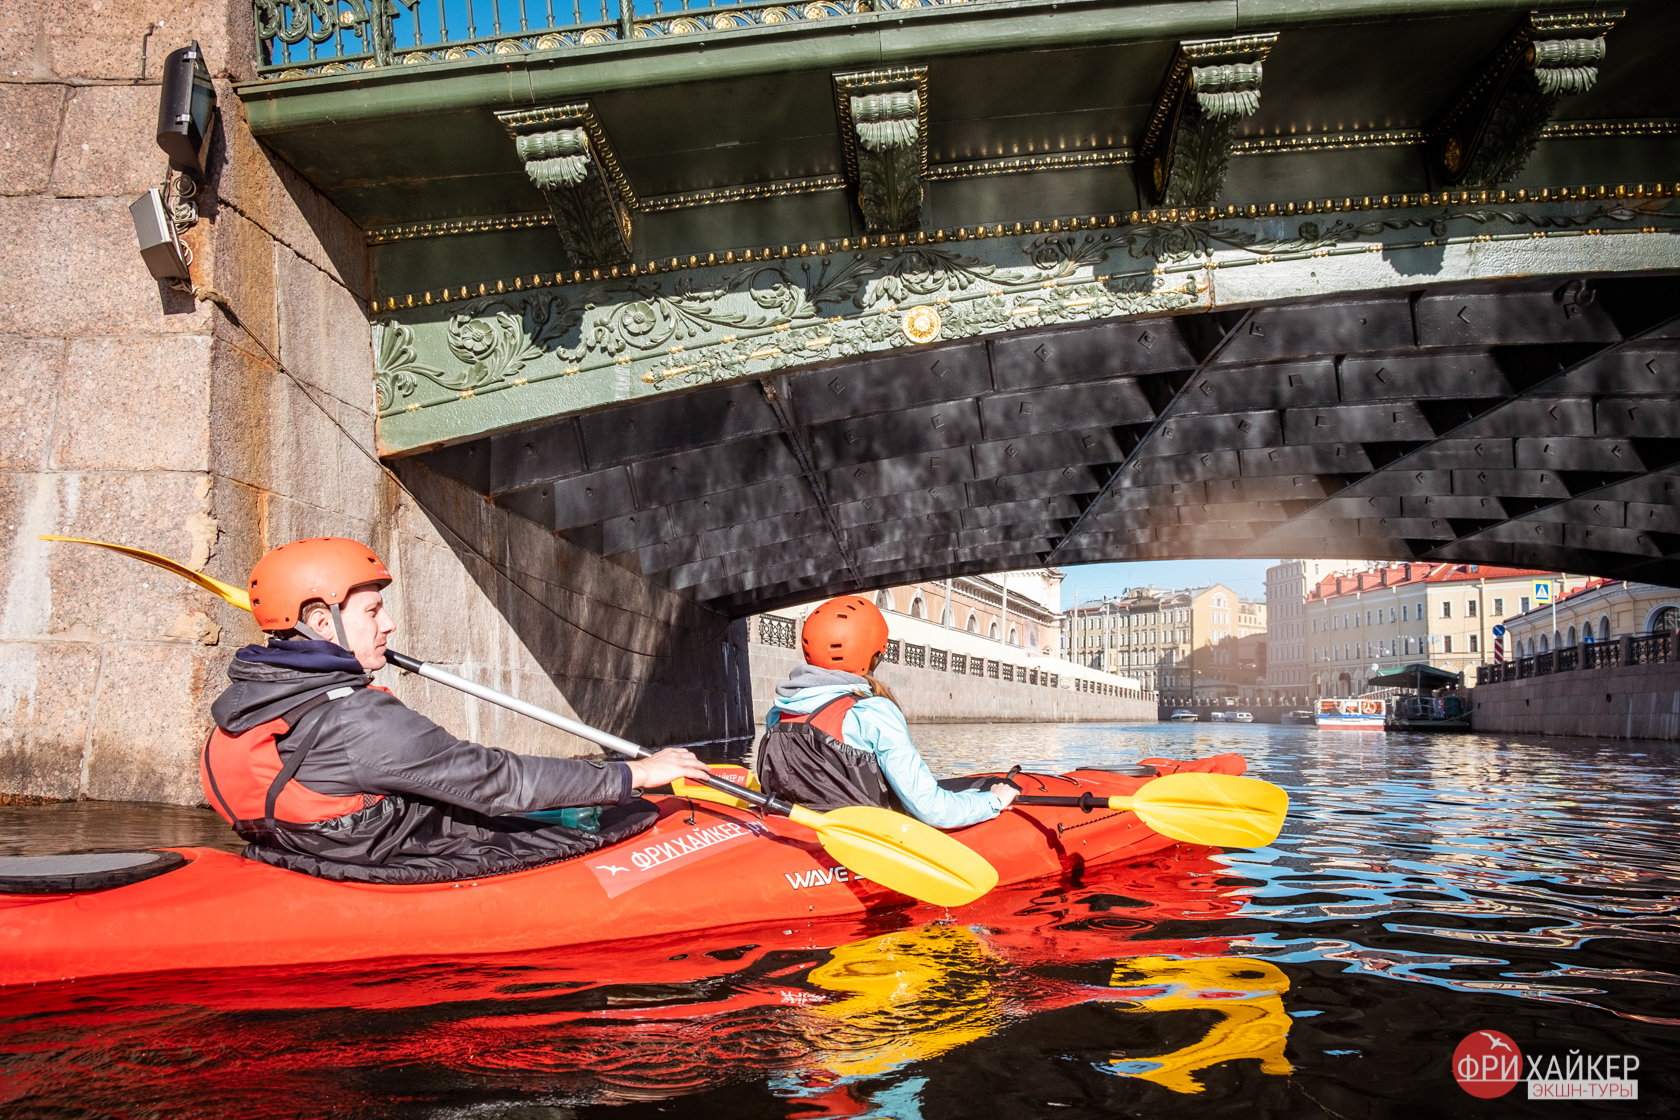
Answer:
1012;793;1129;813
383;649;795;815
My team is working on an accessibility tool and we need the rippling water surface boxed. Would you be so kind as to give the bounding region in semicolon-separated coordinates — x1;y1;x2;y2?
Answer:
3;724;1678;1119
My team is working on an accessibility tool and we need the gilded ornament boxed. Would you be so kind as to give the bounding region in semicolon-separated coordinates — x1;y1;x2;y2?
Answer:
902;305;942;343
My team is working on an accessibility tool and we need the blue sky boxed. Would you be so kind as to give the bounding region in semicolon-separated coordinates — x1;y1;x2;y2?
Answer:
1056;559;1279;608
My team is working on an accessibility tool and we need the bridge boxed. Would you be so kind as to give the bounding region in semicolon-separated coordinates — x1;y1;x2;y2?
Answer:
239;0;1680;613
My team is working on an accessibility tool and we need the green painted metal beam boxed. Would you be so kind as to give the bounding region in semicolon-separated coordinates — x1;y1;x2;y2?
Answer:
239;0;1550;135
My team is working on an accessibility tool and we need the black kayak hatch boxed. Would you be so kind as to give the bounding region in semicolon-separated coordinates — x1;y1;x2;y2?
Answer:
0;850;187;895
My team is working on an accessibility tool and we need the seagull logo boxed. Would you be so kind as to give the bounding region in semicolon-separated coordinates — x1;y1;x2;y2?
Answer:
1478;1032;1515;1053
599;864;630;875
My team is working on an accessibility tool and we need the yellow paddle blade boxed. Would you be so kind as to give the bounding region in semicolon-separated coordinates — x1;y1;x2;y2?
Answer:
1117;773;1289;848
672;764;762;809
38;536;252;612
788;804;999;907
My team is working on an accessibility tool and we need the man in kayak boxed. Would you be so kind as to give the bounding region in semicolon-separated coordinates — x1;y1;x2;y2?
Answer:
755;596;1018;829
203;536;713;884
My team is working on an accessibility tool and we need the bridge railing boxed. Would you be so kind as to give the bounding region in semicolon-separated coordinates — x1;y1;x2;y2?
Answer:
253;0;941;77
1475;631;1670;686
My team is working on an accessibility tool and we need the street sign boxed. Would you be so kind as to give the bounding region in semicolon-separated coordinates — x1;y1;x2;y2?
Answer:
1492;624;1505;664
1533;580;1553;605
1492;624;1506;637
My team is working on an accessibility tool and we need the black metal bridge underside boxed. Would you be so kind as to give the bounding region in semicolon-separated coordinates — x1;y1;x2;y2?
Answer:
416;271;1680;615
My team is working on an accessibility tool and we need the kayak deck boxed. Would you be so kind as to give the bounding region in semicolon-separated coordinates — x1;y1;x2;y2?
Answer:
0;754;1245;986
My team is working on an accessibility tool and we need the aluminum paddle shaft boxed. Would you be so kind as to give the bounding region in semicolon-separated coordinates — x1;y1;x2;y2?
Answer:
382;649;794;813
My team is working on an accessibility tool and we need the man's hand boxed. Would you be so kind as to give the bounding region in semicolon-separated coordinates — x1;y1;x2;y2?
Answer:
626;748;714;791
990;781;1019;810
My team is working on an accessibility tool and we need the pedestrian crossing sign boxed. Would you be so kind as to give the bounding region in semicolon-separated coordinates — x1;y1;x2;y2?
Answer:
1533;580;1553;605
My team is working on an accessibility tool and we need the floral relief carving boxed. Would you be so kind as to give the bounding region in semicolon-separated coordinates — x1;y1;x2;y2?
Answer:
374;198;1678;421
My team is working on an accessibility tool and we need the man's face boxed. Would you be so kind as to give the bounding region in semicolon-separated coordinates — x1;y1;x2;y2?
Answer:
309;583;394;671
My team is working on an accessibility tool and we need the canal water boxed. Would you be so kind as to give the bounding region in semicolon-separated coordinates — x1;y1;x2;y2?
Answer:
3;724;1677;1118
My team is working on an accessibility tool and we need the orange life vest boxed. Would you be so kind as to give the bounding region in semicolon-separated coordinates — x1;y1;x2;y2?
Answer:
200;686;382;830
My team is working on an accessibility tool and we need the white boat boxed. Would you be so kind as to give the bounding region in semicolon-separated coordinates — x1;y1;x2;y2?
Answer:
1316;698;1386;730
1168;709;1199;722
1229;711;1254;723
1282;710;1315;726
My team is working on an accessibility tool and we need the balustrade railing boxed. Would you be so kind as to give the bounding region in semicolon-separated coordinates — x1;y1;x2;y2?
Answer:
1475;631;1668;686
254;0;958;78
756;614;795;649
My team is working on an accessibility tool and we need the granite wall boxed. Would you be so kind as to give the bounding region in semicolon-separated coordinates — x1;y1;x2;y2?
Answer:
748;640;1157;733
1470;657;1680;741
0;0;749;805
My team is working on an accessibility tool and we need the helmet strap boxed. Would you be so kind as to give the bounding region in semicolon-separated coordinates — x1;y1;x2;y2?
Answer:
328;602;351;650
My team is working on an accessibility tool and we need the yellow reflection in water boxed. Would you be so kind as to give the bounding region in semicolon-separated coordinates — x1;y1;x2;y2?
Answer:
804;924;1000;1077
1102;956;1293;1093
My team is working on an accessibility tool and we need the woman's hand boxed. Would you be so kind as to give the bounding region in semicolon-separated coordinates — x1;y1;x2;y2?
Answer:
626;748;714;791
990;781;1019;810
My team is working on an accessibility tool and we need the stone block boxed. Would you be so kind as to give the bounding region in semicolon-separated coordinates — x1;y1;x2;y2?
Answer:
208;207;279;358
18;471;222;640
261;490;372;551
206;334;276;494
84;641;216;804
0;640;100;800
1;0;46;80
274;244;375;409
53;335;210;470
0;336;64;469
0;84;64;195
42;0;246;82
0;196;213;336
209;88;369;297
49;84;161;198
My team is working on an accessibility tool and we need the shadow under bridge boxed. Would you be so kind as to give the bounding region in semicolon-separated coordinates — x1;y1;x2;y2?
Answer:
409;270;1680;615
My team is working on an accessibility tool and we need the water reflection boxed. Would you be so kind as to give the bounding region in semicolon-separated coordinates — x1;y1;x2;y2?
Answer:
2;724;1678;1117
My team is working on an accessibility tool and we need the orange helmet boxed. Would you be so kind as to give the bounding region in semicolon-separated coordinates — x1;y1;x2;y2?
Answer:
801;596;890;673
248;537;392;631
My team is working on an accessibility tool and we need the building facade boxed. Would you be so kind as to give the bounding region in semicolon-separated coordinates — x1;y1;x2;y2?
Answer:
1288;563;1593;701
1500;581;1680;658
872;570;1064;656
1065;585;1264;703
1264;559;1362;699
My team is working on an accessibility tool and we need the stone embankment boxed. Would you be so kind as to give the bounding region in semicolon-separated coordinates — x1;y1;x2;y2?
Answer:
1471;633;1680;740
748;616;1155;730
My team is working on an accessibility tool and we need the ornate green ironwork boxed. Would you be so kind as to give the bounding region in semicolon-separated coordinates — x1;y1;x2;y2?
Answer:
371;195;1680;453
1140;34;1276;209
1430;9;1624;189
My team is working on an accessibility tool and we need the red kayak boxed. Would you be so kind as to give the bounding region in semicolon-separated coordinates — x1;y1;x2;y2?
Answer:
0;755;1245;986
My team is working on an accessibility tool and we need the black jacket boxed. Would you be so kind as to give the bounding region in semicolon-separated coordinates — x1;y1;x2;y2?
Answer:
209;639;655;884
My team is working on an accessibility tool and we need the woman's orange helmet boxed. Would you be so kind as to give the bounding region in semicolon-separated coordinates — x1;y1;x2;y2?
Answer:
248;538;392;631
801;596;890;673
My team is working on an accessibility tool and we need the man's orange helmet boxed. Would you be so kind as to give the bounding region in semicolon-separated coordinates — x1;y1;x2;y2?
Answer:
248;538;391;631
801;596;890;673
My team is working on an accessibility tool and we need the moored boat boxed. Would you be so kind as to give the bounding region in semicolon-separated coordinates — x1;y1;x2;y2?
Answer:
0;755;1247;986
1168;709;1199;722
1315;698;1386;730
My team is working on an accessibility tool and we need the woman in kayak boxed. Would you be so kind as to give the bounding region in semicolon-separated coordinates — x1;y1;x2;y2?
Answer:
755;596;1018;829
203;536;712;884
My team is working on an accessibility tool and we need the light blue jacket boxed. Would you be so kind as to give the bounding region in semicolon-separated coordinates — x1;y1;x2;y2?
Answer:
766;666;1002;830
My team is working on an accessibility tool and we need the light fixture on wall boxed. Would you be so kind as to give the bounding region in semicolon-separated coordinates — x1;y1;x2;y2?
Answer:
131;42;217;284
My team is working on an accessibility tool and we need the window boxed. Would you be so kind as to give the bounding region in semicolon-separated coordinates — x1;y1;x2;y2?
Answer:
1404;637;1413;655
1521;596;1530;612
876;590;894;611
1582;622;1594;643
909;597;925;620
1600;615;1611;641
1470;634;1479;653
1402;605;1409;621
1366;611;1372;625
1492;598;1504;615
1467;600;1477;617
1567;626;1576;647
1441;601;1452;618
1389;607;1396;623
